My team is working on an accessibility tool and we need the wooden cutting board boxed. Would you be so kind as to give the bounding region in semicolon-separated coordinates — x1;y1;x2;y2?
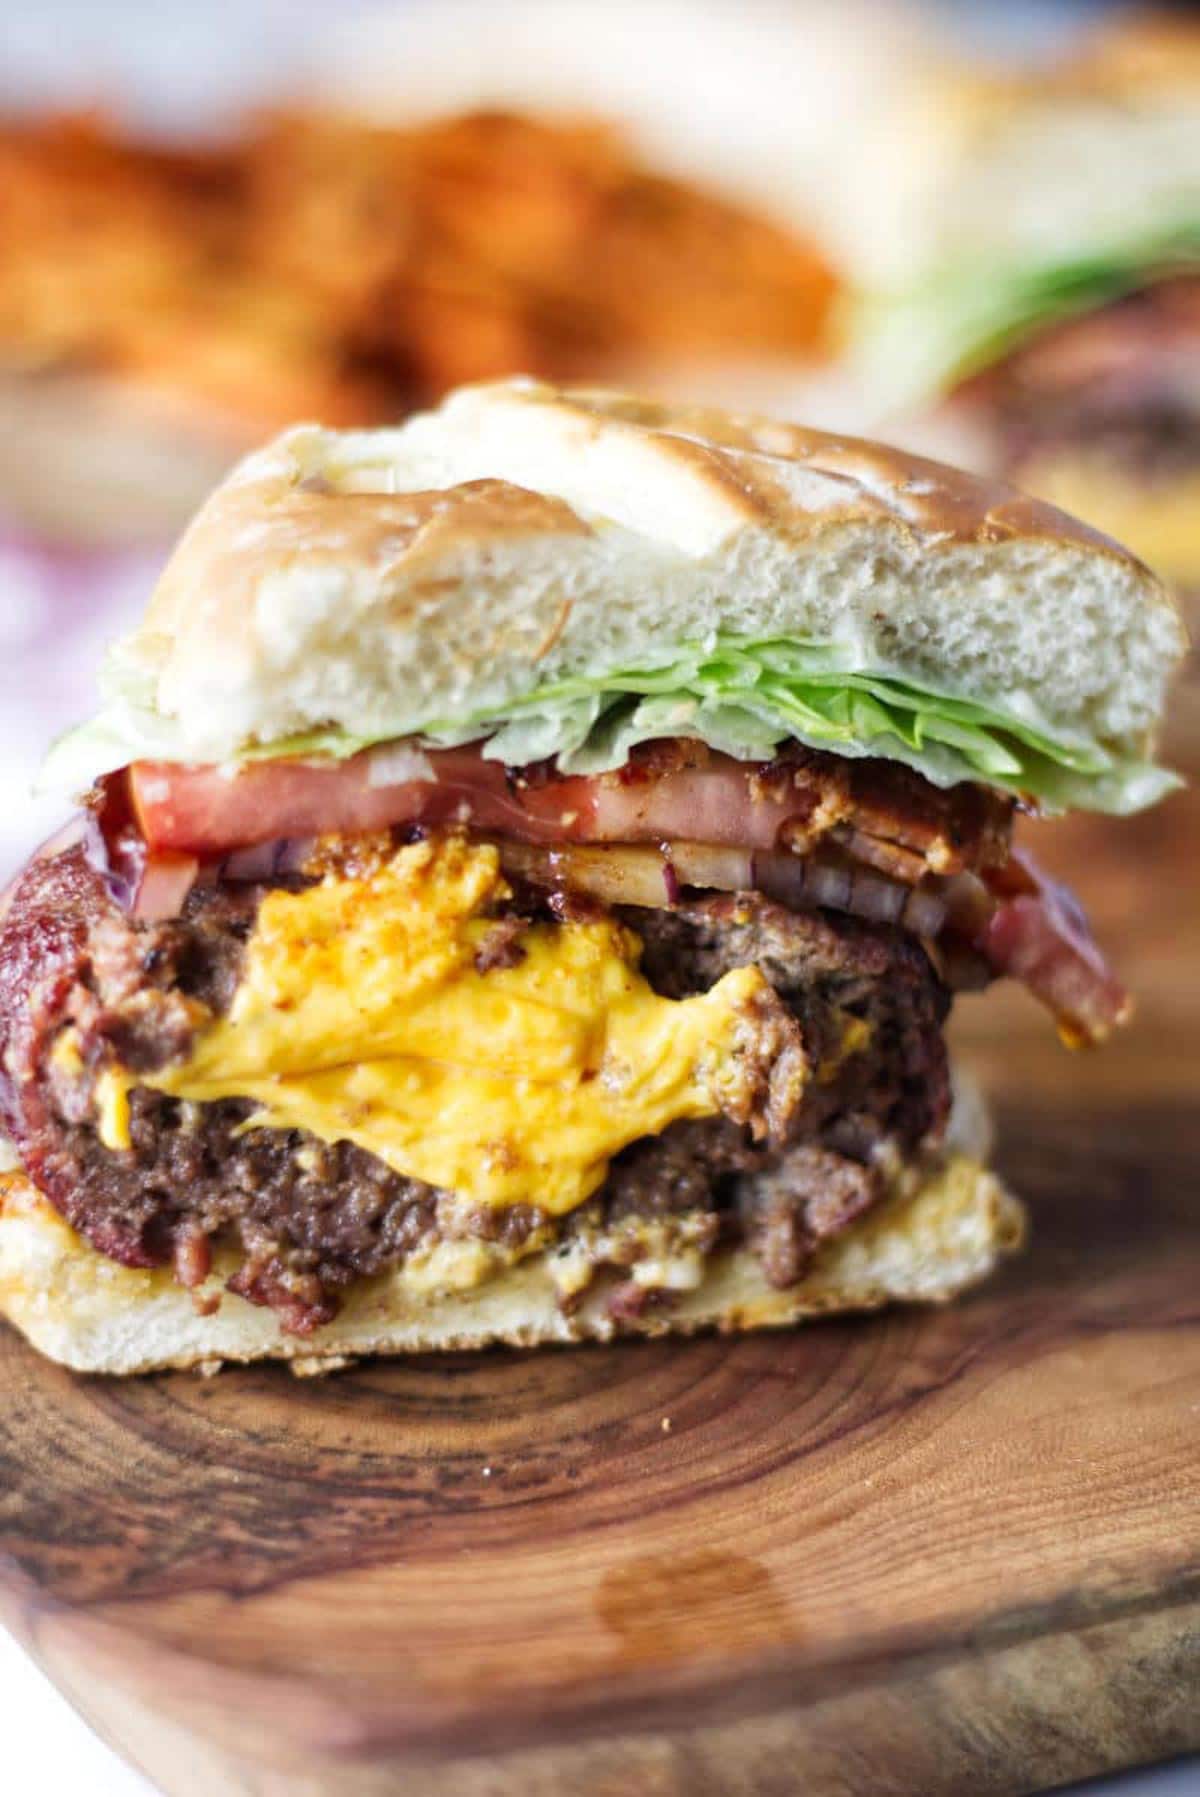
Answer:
1;758;1197;1797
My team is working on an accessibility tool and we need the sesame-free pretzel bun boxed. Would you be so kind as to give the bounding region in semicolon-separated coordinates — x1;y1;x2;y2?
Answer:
106;380;1182;776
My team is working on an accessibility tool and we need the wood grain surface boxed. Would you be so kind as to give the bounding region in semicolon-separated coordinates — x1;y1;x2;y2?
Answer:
1;700;1197;1797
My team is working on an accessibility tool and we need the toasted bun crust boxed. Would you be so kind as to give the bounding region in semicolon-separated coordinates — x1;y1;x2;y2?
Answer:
118;379;1181;766
0;1153;1024;1376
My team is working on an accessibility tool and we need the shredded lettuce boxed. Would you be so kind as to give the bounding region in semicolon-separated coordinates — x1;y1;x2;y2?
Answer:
421;638;1176;814
851;216;1200;409
42;633;1179;817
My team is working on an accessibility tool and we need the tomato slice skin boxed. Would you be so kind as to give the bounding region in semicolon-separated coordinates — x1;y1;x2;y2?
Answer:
129;748;532;854
131;758;403;853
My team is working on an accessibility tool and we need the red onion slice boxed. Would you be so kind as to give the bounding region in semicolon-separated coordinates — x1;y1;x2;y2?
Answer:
847;871;907;924
133;852;200;921
795;859;851;912
275;837;318;875
498;837;951;940
901;887;948;937
216;838;319;881
217;841;283;883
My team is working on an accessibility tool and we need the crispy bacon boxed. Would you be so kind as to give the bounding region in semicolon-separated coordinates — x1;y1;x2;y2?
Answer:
979;849;1131;1048
832;827;930;886
823;752;1014;875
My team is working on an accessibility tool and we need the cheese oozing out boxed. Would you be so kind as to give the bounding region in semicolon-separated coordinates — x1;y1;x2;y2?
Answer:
94;836;794;1215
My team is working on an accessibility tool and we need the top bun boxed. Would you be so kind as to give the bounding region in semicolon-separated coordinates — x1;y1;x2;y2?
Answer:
110;379;1182;771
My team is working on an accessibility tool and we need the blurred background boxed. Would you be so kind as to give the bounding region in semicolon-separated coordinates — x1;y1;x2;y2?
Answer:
0;0;1196;876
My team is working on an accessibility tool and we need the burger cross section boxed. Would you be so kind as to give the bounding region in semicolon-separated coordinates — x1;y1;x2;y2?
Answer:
0;379;1184;1372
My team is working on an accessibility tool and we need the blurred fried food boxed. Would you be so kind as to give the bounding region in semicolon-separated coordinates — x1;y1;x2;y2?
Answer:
0;108;836;435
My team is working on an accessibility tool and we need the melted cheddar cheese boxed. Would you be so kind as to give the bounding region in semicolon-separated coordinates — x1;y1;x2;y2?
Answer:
95;836;790;1216
1022;456;1200;589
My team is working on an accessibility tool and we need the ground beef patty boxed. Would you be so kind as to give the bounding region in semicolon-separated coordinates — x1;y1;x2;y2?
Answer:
0;844;951;1331
960;276;1200;482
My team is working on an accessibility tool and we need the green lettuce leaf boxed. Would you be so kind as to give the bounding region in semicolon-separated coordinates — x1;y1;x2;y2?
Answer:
41;633;1178;817
422;638;1177;814
851;216;1200;408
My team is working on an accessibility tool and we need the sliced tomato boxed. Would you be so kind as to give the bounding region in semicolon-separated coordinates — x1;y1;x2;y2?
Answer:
126;736;1018;869
126;744;799;856
128;746;558;854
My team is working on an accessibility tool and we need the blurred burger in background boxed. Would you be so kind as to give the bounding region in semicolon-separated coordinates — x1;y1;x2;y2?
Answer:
847;12;1200;600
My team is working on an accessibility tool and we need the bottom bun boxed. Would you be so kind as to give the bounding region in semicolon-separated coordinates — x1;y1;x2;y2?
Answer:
0;1149;1024;1377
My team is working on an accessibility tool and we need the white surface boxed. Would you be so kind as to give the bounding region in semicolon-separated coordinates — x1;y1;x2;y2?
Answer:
0;537;159;881
1;1616;1196;1795
0;1626;157;1795
1075;1776;1200;1796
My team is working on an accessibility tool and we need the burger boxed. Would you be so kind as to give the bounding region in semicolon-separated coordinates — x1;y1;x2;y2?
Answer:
0;380;1184;1374
848;14;1200;594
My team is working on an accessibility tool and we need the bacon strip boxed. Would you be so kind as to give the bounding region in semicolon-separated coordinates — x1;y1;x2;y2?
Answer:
979;849;1131;1048
830;755;1014;875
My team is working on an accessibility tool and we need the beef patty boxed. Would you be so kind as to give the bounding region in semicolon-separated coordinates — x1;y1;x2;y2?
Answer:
0;844;951;1331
